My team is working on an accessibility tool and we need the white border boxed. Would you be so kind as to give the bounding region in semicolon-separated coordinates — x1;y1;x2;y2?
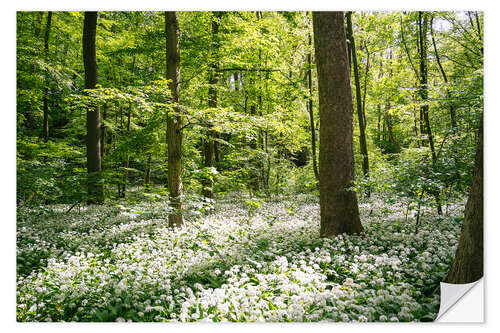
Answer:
2;1;498;332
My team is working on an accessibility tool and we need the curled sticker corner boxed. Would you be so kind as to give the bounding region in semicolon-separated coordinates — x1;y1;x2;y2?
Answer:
436;277;483;322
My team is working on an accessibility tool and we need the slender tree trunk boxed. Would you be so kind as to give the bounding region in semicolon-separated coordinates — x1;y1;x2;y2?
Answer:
385;103;400;153
264;131;271;189
418;12;437;163
144;153;152;186
117;105;123;198
471;11;483;56
42;11;52;141
233;72;239;91
313;11;364;237
83;11;103;204
165;11;184;228
430;16;457;131
401;13;427;147
249;102;259;192
255;12;266;189
101;103;107;161
443;119;483;283
377;104;381;142
34;12;44;38
419;12;442;214
413;100;421;148
121;104;132;197
361;43;370;128
203;133;215;198
382;110;387;142
203;12;221;199
376;55;383;144
120;55;136;198
307;31;319;182
384;49;400;154
346;12;370;178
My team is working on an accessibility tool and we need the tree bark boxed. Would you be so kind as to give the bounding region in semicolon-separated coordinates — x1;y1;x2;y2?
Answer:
376;104;382;142
165;11;184;228
307;30;319;182
361;43;370;129
430;15;457;131
42;11;52;142
34;12;44;38
346;12;370;180
418;12;442;215
418;12;437;163
121;104;132;197
313;11;364;237
101;103;107;160
443;119;483;283
120;55;136;198
203;11;221;199
385;103;400;153
144;153;152;186
83;11;103;204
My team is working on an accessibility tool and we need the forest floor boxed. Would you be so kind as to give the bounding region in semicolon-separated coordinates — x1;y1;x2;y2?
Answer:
16;192;464;322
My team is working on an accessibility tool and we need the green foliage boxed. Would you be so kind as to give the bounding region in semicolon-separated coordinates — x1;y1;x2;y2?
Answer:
16;9;482;210
17;137;86;205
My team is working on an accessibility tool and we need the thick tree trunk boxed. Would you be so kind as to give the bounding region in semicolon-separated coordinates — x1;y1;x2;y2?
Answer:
165;11;184;228
443;119;483;284
346;12;369;178
83;11;103;204
313;11;364;237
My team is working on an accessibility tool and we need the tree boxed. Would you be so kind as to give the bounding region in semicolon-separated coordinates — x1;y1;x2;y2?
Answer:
430;14;457;131
312;11;364;237
42;11;52;141
443;119;483;284
83;11;104;204
306;25;319;182
417;12;437;164
165;11;184;228
202;11;221;199
346;12;370;179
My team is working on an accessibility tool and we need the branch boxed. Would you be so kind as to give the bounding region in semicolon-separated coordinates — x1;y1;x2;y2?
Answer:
216;67;279;73
435;130;452;164
400;14;419;78
430;15;449;83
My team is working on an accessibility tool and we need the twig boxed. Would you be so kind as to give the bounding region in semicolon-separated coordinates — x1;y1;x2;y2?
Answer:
65;201;80;214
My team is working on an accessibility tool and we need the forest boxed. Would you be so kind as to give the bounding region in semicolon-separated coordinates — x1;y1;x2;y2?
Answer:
16;10;483;322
